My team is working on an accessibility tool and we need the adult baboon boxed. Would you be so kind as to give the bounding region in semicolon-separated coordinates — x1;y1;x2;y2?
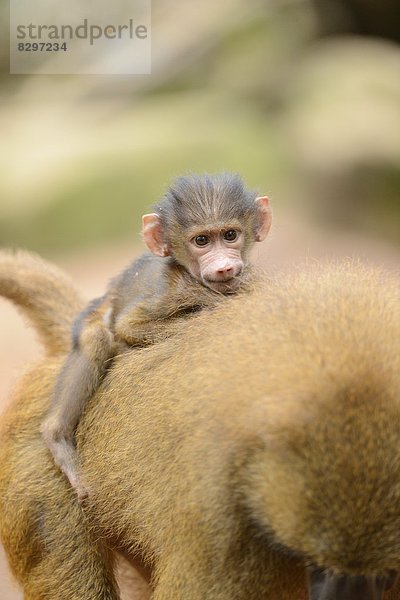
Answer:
0;250;399;600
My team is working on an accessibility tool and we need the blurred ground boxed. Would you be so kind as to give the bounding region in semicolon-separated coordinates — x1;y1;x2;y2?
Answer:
0;212;399;599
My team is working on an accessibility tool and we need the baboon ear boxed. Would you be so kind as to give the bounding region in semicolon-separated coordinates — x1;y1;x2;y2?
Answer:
142;213;170;257
254;196;272;242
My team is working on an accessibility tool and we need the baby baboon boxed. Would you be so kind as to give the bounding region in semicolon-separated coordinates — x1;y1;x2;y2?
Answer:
41;172;272;499
0;252;399;600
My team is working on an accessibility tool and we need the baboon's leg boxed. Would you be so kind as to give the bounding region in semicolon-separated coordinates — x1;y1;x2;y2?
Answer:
41;319;115;500
2;476;120;600
152;538;307;600
153;550;234;600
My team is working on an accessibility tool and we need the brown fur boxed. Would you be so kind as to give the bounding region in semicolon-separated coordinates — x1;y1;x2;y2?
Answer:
0;253;400;599
0;249;84;355
41;172;269;498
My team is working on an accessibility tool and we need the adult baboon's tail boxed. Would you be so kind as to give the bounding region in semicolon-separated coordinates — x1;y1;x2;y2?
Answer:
0;249;84;356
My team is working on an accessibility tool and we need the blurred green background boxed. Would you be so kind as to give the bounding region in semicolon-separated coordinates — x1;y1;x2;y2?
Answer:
0;0;399;257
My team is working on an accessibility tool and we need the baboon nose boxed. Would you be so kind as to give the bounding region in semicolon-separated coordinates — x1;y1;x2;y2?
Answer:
217;266;233;275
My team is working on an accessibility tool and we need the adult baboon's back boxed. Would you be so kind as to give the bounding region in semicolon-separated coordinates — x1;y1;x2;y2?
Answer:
0;250;399;600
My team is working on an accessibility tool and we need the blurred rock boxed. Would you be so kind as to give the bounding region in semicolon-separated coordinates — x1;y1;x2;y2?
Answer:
311;0;400;43
284;37;400;242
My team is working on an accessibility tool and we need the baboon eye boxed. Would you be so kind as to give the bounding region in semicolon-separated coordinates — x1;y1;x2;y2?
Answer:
194;235;209;247
224;230;238;242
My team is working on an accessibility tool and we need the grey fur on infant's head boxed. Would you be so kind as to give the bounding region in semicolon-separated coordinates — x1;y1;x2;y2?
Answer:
41;172;272;501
